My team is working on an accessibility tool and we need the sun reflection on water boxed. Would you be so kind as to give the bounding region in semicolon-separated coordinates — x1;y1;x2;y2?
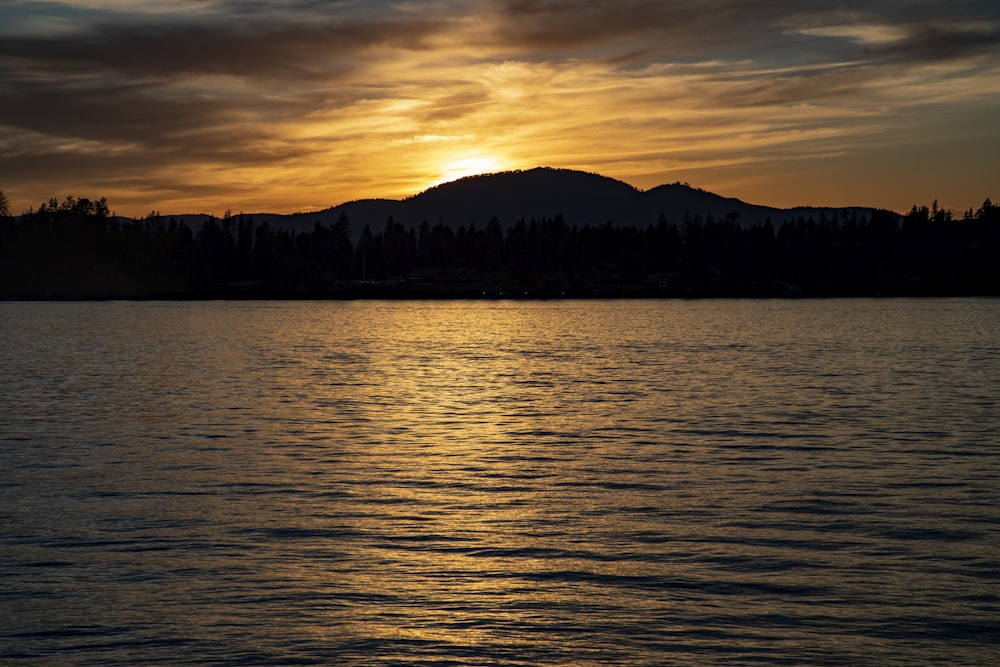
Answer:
5;300;998;665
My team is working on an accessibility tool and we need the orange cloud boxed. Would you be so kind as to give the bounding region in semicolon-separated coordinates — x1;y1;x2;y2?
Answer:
0;0;997;215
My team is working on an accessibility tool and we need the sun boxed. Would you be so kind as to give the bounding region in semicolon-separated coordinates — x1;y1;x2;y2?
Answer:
437;155;505;185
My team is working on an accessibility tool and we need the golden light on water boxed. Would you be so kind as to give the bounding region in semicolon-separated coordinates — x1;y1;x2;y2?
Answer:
6;300;1000;663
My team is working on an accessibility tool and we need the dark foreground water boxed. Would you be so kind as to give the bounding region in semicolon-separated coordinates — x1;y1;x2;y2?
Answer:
1;299;998;666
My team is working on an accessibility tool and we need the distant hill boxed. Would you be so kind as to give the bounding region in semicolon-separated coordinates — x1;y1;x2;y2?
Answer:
171;167;880;241
7;171;995;299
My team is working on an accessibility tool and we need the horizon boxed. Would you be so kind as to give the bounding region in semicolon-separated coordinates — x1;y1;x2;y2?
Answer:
5;167;984;221
1;2;998;218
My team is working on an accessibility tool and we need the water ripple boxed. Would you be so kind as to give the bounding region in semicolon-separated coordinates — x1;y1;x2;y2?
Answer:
2;299;999;666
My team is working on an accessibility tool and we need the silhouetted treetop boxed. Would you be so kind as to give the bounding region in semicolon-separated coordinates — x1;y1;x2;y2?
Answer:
1;191;997;298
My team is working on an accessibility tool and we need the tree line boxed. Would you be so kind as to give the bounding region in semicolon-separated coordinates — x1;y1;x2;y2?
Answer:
1;192;997;298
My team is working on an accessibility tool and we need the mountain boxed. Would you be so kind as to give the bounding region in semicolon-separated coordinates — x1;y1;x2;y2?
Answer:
181;167;880;241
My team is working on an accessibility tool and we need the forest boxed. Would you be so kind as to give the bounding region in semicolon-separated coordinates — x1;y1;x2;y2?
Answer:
1;193;998;298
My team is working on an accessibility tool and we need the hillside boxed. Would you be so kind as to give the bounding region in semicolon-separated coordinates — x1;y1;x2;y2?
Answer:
244;168;877;242
4;185;996;299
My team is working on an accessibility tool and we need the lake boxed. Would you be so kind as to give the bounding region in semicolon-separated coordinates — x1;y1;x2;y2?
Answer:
1;299;998;665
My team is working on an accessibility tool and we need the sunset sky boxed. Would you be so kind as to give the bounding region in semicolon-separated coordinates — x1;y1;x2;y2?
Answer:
1;0;998;218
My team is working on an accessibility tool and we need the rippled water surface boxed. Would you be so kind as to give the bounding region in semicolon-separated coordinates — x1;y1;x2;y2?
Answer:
2;299;999;665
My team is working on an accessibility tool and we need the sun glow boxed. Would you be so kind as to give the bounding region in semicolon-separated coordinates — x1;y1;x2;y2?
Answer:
436;155;506;186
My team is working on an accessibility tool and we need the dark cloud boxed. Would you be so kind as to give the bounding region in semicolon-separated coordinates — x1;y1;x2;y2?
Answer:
0;69;210;141
0;16;445;81
478;0;1000;119
698;64;878;109
420;87;493;121
488;0;1000;66
489;0;760;51
0;61;340;153
875;23;1000;63
0;8;448;168
215;0;362;15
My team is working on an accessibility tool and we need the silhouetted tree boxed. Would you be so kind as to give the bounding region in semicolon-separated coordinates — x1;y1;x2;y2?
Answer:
3;191;999;298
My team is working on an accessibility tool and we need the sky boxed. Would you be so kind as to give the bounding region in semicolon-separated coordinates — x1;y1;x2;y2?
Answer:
1;0;998;218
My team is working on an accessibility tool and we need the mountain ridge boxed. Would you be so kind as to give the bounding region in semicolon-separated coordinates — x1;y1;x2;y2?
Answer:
173;167;881;241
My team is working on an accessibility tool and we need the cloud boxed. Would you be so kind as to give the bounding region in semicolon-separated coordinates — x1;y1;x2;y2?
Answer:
0;0;997;215
874;22;1000;63
0;16;446;80
0;4;453;187
488;0;1000;67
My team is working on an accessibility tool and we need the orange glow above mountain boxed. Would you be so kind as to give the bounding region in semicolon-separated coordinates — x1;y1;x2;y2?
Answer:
435;157;508;187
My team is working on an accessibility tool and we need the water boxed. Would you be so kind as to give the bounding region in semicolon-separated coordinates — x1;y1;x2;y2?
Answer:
1;299;998;666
